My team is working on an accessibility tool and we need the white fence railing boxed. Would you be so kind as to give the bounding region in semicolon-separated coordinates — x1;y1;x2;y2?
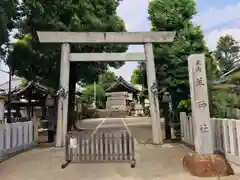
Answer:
0;121;34;160
180;112;240;165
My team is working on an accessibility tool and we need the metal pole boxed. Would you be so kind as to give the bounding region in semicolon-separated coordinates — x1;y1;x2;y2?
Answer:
93;81;96;108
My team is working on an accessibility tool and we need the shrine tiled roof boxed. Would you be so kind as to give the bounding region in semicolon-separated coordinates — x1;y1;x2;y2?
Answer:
0;80;83;97
105;76;140;93
13;81;54;96
214;65;240;85
0;80;54;96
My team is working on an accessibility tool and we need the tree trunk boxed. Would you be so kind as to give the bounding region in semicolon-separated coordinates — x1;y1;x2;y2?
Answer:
208;84;213;117
67;63;76;131
162;102;171;139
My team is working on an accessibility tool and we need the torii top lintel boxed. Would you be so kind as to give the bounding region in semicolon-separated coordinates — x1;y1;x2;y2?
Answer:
37;31;176;44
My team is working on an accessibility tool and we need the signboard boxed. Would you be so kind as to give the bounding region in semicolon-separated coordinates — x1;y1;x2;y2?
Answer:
69;137;77;149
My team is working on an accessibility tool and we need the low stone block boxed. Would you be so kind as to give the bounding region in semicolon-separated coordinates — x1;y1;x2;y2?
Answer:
183;153;234;177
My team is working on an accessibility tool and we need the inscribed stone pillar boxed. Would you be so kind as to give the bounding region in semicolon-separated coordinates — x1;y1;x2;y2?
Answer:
188;54;214;154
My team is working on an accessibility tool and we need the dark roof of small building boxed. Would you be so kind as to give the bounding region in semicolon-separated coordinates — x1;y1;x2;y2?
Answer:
105;76;139;93
0;80;54;97
13;81;54;96
0;80;83;99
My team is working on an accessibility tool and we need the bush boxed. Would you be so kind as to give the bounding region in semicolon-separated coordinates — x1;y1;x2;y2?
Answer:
177;99;191;113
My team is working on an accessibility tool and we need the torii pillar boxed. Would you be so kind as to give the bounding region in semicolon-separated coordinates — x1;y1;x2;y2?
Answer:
37;31;176;147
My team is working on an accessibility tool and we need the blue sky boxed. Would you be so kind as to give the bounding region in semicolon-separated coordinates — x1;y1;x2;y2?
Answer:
197;0;240;10
111;0;240;81
1;0;240;84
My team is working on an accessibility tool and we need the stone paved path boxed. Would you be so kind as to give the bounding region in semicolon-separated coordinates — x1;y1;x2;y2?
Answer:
1;143;240;180
1;117;240;179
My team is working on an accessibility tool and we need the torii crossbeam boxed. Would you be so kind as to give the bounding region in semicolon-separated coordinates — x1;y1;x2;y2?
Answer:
37;31;176;147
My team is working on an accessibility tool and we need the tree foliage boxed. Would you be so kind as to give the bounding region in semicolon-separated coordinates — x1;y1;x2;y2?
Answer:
214;35;239;74
98;71;116;90
19;78;28;88
82;71;117;108
7;0;127;89
0;0;18;57
205;50;219;83
82;83;106;109
230;73;240;85
210;35;240;117
131;64;147;86
148;0;205;107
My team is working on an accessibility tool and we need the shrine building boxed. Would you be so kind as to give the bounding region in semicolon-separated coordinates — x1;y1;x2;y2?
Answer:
105;76;140;111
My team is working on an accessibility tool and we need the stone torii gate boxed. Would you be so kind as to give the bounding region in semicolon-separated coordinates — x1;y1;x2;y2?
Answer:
37;31;176;147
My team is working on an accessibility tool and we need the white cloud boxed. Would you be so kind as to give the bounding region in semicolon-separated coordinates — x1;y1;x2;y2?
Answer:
194;2;240;31
111;0;150;81
116;1;240;80
0;62;10;84
4;1;240;84
194;2;240;50
117;0;150;32
206;28;240;50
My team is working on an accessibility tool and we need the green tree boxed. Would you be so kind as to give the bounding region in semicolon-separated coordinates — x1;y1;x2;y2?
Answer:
0;0;18;57
98;71;116;90
131;64;147;86
148;0;206;139
82;84;106;109
230;73;240;85
205;50;221;116
7;0;127;88
230;73;240;109
148;0;205;107
7;0;128;130
205;50;219;82
214;35;239;74
19;78;28;88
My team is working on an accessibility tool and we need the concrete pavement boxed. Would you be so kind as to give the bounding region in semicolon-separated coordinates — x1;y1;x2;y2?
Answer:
1;117;240;179
77;117;165;143
0;144;187;180
77;117;164;130
1;142;240;179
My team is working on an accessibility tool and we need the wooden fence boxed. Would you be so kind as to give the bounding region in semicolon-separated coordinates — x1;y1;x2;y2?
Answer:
0;121;34;160
62;131;136;168
180;112;240;165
